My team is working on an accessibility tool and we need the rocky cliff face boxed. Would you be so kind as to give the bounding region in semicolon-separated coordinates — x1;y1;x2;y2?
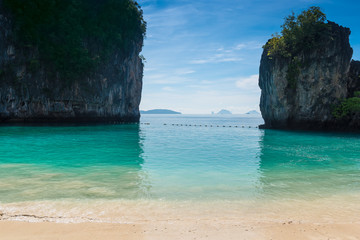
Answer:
259;21;360;130
348;60;360;96
0;4;143;123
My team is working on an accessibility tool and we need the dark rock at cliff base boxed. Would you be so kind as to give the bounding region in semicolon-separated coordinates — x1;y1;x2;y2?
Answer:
0;2;144;124
259;21;360;131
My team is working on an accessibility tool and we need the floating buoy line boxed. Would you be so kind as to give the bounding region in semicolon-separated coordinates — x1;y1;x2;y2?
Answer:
140;122;258;128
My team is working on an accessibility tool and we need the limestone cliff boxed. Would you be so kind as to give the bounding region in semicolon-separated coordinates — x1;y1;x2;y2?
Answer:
259;21;360;130
0;1;144;123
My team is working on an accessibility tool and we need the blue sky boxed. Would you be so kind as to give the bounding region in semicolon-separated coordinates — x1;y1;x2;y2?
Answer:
139;0;360;114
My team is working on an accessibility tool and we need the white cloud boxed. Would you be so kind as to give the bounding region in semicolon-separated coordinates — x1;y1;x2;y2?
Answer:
143;6;190;28
144;67;157;72
190;59;209;64
174;68;195;75
236;74;259;90
189;41;262;65
144;74;192;85
190;56;243;64
234;42;262;50
200;80;213;84
219;57;244;62
162;86;175;92
235;43;246;50
146;74;167;80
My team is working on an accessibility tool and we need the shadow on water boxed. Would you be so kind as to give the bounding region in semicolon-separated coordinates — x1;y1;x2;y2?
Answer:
257;129;360;200
0;124;151;202
0;124;144;167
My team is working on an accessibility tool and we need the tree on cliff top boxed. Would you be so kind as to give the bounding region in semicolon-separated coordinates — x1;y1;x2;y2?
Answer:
264;6;330;58
264;6;330;89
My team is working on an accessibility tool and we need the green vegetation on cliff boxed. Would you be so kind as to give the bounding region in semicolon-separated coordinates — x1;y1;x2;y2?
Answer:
264;6;330;89
3;0;146;84
332;91;360;119
265;6;329;57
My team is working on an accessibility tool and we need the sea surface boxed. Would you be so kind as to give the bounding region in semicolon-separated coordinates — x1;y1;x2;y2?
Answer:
0;114;360;222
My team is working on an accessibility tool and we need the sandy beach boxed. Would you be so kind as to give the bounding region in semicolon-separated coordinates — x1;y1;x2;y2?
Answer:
1;219;360;240
1;196;360;240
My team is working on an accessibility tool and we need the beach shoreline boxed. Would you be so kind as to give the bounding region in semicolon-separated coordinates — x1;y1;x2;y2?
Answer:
1;197;360;240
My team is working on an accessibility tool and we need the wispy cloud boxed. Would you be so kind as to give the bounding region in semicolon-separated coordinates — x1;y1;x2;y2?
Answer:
190;41;262;64
174;68;195;75
190;57;243;64
145;73;193;85
236;74;259;91
190;48;243;64
235;42;263;50
143;6;191;28
162;86;175;92
144;67;157;72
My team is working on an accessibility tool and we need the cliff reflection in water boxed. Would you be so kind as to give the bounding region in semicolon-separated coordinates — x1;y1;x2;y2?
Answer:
0;124;150;201
257;129;360;199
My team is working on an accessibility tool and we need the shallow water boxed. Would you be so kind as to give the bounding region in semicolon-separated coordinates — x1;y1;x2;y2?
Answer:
0;114;360;221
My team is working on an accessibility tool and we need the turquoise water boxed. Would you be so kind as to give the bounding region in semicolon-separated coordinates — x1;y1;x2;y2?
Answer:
0;114;360;204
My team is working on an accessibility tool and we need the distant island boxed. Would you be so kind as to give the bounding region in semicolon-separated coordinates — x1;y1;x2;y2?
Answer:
140;109;181;114
217;109;232;115
246;110;260;115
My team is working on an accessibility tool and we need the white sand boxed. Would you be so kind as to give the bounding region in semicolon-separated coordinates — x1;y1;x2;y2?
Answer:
1;195;360;239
